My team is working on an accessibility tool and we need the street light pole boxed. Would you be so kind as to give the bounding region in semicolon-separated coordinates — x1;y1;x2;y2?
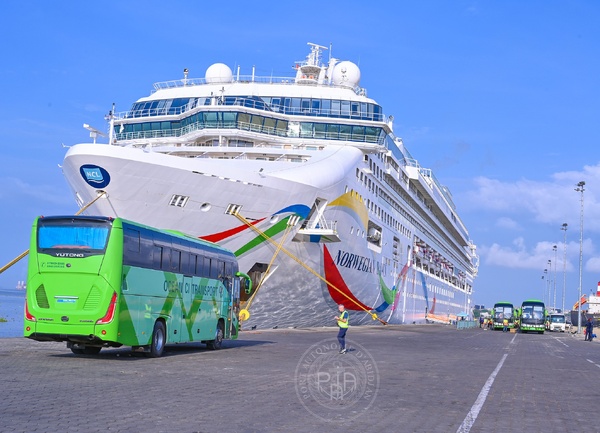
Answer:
553;245;557;310
561;223;568;313
547;259;552;307
575;181;585;334
544;268;548;305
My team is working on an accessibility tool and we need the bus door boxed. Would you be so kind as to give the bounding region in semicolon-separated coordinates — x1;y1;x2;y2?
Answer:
179;275;194;342
229;277;240;338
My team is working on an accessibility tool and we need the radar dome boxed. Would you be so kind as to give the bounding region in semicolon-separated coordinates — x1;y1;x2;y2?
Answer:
331;61;361;88
205;63;233;83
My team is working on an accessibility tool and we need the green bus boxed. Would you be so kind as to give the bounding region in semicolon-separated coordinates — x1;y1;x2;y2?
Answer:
492;302;515;330
518;299;546;333
24;216;250;357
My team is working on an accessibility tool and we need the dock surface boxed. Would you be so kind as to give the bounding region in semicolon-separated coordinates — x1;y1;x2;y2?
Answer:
0;325;594;432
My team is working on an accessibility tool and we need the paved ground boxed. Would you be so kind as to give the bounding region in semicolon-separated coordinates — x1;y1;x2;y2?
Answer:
0;325;597;433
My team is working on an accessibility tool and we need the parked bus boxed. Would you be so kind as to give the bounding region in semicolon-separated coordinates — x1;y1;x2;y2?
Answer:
492;302;515;330
518;299;546;333
24;216;251;357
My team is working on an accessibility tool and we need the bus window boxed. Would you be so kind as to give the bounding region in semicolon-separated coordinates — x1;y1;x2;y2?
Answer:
210;259;219;279
170;250;181;273
124;228;140;253
203;257;211;278
180;251;191;275
37;218;110;254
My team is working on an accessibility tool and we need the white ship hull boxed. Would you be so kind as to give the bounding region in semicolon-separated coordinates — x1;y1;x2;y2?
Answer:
61;44;478;328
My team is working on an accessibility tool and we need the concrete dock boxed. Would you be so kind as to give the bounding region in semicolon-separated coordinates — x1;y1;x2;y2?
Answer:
0;325;595;432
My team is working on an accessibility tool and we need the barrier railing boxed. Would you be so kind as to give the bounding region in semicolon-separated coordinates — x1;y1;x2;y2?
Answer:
456;320;477;330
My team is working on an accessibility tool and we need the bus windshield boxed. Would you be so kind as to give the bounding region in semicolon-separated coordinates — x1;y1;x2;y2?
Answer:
38;219;111;252
494;307;513;319
522;305;544;320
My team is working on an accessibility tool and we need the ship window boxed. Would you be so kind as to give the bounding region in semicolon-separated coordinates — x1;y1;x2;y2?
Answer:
340;101;351;117
352;126;365;141
373;105;382;121
300;123;313;138
223;112;237;127
238;113;250;130
311;99;321;114
290;98;301;114
351;102;360;118
263;117;276;133
314;123;326;138
169;195;189;207
250;115;263;132
275;119;288;136
326;123;339;139
301;99;311;114
339;125;351;140
269;97;280;111
331;100;340;117
204;112;219;128
365;127;379;143
321;99;331;115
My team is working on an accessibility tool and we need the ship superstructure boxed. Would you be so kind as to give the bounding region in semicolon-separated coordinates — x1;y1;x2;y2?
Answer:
62;43;479;328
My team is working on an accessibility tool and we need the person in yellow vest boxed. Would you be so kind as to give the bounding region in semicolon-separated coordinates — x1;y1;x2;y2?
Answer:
503;318;509;333
335;304;349;354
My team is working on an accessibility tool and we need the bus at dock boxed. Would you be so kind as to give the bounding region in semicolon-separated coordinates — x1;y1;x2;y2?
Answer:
492;302;515;330
24;216;250;357
518;299;546;333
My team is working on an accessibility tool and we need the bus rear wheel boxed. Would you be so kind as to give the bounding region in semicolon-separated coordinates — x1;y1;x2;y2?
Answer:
148;321;166;358
207;322;224;350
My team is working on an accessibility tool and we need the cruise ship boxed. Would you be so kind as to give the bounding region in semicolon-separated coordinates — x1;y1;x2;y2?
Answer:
62;43;479;328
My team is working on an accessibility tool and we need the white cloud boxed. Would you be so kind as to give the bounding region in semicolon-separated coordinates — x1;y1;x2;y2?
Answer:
586;256;600;273
480;237;591;271
465;162;600;232
496;216;521;230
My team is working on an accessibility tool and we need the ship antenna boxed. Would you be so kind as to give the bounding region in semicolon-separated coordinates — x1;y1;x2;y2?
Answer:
107;103;115;145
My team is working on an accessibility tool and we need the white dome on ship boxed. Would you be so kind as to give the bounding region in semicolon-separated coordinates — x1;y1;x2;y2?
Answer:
331;61;361;88
205;63;233;83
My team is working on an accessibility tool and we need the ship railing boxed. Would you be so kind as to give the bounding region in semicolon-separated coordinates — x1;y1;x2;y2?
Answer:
151;74;365;95
114;99;386;123
402;158;458;215
114;118;386;147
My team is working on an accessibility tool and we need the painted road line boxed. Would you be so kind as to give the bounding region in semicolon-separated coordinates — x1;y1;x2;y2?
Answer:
554;337;569;348
587;359;600;369
456;353;508;433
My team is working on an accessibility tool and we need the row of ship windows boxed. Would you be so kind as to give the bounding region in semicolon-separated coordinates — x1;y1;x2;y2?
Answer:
115;111;386;144
126;96;384;121
355;166;411;241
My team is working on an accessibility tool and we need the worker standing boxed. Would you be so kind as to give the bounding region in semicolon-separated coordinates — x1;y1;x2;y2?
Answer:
335;304;349;354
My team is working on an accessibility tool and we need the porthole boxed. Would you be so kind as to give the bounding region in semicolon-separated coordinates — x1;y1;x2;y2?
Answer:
200;203;211;212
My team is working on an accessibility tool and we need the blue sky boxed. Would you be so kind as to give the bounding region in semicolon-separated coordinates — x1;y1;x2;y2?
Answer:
0;1;598;312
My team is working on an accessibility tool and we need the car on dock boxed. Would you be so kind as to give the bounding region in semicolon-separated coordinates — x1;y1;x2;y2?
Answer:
547;313;567;332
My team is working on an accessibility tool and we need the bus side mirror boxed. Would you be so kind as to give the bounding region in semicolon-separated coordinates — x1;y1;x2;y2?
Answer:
235;271;253;294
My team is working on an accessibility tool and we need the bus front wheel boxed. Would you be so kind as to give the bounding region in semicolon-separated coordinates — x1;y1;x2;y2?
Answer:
207;322;224;350
148;321;166;358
